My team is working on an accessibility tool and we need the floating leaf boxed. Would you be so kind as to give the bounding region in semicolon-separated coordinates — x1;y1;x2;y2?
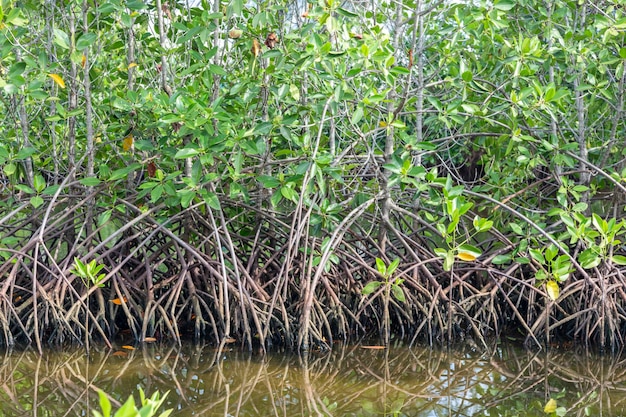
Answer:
143;337;157;342
121;345;135;350
360;345;386;349
48;73;66;88
112;351;128;357
122;134;134;151
544;398;557;413
546;280;559;301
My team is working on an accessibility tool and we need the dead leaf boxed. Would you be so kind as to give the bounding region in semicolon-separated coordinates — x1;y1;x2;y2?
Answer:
110;297;127;305
122;345;135;350
361;345;386;349
112;351;128;357
265;32;278;49
147;161;157;178
143;337;157;342
224;337;236;344
229;29;242;39
251;38;261;57
81;55;87;69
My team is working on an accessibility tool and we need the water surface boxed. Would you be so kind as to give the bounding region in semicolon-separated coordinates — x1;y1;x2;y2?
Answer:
1;341;625;416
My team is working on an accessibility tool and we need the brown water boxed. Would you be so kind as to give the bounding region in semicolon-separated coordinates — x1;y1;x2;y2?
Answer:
1;341;625;416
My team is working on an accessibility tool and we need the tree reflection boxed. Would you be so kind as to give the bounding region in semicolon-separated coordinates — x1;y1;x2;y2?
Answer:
1;343;625;416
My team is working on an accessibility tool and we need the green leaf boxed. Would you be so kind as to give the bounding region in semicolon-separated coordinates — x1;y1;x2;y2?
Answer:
114;395;137;417
15;147;37;160
351;106;364;125
375;258;386;275
76;33;97;51
53;28;70;50
33;174;46;193
578;248;601;269
257;175;281;188
391;284;405;302
491;254;512;265
97;210;112;227
529;248;545;264
80;177;101;186
443;250;454;272
3;163;16;176
386;258;400;277
15;184;34;194
30;195;44;208
109;163;142;181
174;148;200;159
362;281;383;295
611;255;626;266
280;186;298;202
97;390;112;417
202;191;221;210
179;189;196;208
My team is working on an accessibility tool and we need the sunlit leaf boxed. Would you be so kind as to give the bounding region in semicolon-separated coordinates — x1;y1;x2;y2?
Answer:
48;73;66;88
546;281;559;301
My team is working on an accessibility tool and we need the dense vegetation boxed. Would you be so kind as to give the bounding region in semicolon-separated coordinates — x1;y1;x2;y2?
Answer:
0;0;625;352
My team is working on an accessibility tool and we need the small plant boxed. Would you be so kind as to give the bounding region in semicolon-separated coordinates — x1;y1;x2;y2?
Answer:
92;388;172;417
362;258;405;303
362;257;405;345
71;257;106;288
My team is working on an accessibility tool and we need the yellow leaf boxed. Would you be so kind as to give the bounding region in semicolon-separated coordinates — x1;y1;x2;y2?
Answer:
121;345;135;350
48;73;66;89
379;121;387;127
546;280;560;301
457;252;477;261
81;55;86;69
544;398;557;413
128;62;138;69
122;134;134;151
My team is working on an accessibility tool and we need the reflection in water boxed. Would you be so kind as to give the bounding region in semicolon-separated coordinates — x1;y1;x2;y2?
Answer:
1;342;626;416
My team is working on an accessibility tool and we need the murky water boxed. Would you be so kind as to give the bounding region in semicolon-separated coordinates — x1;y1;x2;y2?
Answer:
1;341;626;416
